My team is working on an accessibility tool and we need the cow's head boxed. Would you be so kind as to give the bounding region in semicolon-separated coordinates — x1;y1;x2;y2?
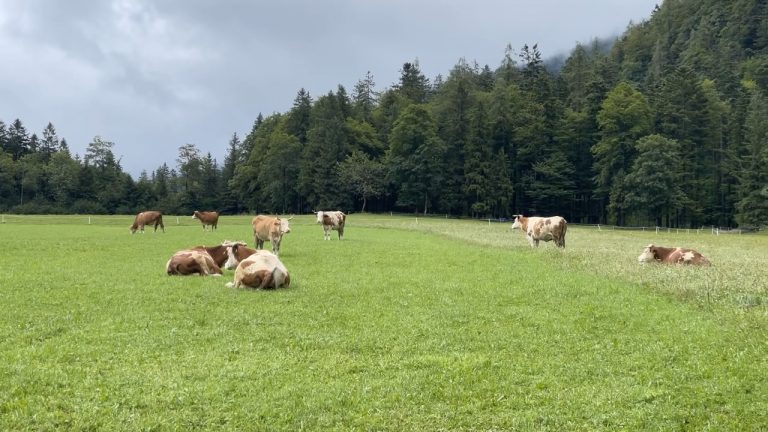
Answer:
274;217;291;235
223;240;247;270
510;215;523;230
192;211;200;220
314;211;324;224
637;244;658;263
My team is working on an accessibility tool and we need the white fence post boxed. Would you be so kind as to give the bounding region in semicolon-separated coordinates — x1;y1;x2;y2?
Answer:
88;216;91;225
176;217;180;225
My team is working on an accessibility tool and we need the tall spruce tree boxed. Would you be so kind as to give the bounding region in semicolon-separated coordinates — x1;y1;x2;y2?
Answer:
387;104;446;214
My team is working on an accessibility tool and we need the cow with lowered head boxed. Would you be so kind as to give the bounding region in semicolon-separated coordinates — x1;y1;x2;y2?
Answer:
637;244;711;266
510;214;567;248
166;250;222;276
315;210;346;240
192;211;219;231
130;211;165;234
252;215;293;256
226;250;291;289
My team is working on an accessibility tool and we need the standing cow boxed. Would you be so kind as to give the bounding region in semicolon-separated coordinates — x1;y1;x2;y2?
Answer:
130;211;165;234
166;249;223;276
192;211;219;231
510;214;567;248
637;244;711;266
226;250;291;289
251;215;293;256
315;210;346;240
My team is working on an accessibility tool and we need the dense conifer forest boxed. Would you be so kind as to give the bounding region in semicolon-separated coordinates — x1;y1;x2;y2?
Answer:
1;0;767;228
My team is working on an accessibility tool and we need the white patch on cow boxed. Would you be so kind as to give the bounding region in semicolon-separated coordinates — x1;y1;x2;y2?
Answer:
226;281;235;288
637;245;655;263
682;251;695;263
224;246;239;270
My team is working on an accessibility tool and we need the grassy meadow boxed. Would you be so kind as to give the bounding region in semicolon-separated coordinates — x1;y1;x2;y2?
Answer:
0;213;766;430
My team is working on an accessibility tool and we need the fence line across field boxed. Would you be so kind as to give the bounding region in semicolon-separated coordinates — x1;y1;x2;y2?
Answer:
0;213;757;235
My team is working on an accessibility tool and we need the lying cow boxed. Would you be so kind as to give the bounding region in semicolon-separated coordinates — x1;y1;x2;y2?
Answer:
252;215;293;256
637;244;711;266
192;211;219;231
166;249;222;276
226;250;291;289
315;210;346;240
222;241;258;270
191;240;257;270
510;214;567;248
130;211;165;234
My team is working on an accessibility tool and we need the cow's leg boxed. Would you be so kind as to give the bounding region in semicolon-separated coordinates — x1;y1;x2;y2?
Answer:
338;226;344;240
272;238;280;256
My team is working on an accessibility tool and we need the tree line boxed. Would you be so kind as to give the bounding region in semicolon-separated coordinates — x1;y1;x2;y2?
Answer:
1;0;767;227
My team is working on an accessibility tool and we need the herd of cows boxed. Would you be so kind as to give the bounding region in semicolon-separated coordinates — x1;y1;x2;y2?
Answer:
129;210;347;289
129;210;710;290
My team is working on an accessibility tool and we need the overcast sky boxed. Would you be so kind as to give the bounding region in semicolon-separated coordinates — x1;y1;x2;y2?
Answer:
0;0;658;177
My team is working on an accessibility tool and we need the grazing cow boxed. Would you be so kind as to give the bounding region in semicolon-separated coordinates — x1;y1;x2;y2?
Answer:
192;211;219;231
315;210;346;240
252;215;293;256
166;249;223;276
130;211;165;234
637;244;711;266
191;240;257;270
226;250;291;289
510;214;567;248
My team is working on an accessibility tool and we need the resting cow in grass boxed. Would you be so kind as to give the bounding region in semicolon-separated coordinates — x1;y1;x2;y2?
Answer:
637;244;711;266
315;210;346;240
191;240;257;270
192;211;219;231
166;250;222;276
226;250;291;289
510;214;567;248
130;211;165;234
252;215;293;256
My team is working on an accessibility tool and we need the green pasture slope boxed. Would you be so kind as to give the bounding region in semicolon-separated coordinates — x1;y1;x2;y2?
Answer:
0;214;766;430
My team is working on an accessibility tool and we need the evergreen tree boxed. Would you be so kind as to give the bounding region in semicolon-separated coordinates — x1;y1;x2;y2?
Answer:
592;82;652;224
352;71;378;122
298;92;349;210
6;119;30;161
40;122;59;163
258;130;302;213
285;89;312;145
387;104;446;214
396;61;430;104
623;134;688;226
734;85;768;227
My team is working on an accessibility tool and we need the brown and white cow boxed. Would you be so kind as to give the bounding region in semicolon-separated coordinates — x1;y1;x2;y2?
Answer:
192;211;219;231
315;210;346;240
166;249;223;276
637;244;711;266
222;241;258;270
510;214;567;248
190;240;257;270
252;215;293;256
226;250;291;289
130;211;165;234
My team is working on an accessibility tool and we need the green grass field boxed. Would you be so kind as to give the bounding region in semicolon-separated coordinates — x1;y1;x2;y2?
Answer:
1;214;766;430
